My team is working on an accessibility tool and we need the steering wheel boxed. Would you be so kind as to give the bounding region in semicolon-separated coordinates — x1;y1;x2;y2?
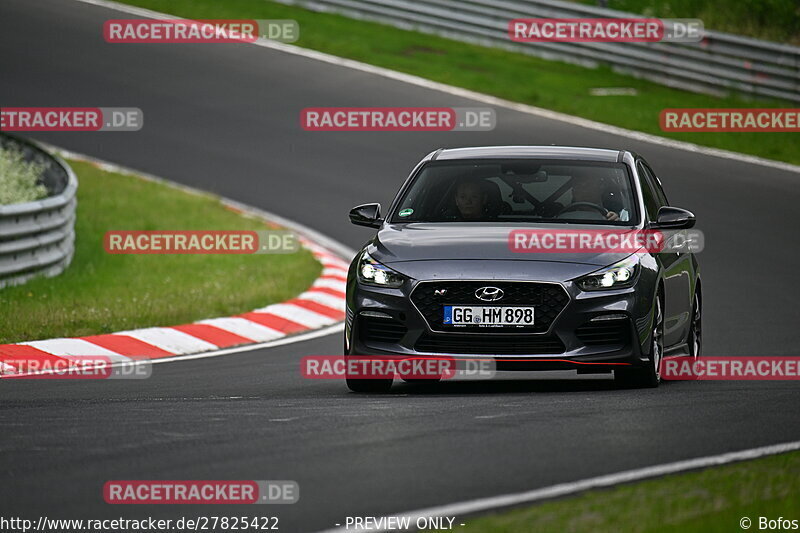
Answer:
557;202;608;218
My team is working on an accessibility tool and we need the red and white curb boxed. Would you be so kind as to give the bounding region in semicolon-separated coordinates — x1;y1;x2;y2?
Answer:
0;148;354;376
0;241;349;375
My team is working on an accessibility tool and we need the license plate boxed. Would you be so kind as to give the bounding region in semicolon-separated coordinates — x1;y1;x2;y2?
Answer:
443;306;535;327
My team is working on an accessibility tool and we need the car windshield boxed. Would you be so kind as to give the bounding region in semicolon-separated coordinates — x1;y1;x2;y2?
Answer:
390;159;640;225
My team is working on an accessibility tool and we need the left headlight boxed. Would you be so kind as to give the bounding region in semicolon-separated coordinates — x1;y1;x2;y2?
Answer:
576;254;639;291
357;251;406;288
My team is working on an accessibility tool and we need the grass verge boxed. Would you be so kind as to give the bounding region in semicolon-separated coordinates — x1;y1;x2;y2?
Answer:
116;0;800;166
0;159;321;344
459;450;800;533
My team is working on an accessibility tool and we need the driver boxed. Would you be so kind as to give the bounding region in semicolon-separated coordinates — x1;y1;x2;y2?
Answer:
454;179;489;220
570;179;623;221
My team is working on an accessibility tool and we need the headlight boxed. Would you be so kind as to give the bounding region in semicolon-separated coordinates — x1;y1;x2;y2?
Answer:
576;254;639;291
357;251;405;288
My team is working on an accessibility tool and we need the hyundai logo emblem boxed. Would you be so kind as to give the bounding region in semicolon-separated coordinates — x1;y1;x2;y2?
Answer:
475;286;504;302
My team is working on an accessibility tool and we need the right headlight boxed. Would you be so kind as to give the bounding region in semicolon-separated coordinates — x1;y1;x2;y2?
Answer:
575;254;639;291
357;251;406;288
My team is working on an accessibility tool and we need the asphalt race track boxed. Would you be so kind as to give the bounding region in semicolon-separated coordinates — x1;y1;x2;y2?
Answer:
1;0;800;531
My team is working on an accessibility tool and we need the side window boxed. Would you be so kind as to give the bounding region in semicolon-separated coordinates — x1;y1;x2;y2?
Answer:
636;162;660;222
642;162;668;206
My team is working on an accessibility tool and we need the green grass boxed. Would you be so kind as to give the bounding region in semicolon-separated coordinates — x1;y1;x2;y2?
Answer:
574;0;800;45
460;450;800;533
0;160;321;344
115;0;800;166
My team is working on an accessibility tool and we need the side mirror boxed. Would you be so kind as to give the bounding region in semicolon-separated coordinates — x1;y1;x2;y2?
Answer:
652;206;695;229
349;203;383;229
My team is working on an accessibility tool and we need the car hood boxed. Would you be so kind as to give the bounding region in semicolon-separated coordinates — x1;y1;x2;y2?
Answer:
372;223;634;267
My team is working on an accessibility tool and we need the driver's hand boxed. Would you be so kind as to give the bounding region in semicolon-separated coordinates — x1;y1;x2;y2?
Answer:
605;211;620;221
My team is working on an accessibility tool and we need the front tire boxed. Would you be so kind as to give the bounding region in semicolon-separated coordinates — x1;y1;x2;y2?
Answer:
615;294;663;389
400;377;442;384
346;377;393;393
688;289;702;360
343;344;393;393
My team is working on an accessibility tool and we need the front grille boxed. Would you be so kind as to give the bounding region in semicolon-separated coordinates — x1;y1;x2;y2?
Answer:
410;281;569;333
575;319;630;347
415;332;565;355
359;315;407;345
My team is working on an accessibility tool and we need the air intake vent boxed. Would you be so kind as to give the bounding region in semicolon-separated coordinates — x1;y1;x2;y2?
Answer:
359;315;407;345
575;319;630;347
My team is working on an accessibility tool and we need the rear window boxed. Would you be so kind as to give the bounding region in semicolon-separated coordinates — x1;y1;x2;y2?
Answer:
390;159;640;225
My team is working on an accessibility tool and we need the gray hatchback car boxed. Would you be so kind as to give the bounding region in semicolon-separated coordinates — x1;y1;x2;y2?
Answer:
345;146;701;392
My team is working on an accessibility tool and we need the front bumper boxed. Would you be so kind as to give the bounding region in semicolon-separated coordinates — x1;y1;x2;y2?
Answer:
346;275;654;371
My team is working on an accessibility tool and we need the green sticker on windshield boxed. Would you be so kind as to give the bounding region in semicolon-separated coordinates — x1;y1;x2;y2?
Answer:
398;208;414;217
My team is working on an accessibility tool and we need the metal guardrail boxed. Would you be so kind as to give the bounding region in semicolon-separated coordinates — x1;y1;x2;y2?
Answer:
0;134;77;289
278;0;800;102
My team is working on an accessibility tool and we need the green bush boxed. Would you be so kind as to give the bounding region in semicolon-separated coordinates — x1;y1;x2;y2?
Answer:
0;145;48;205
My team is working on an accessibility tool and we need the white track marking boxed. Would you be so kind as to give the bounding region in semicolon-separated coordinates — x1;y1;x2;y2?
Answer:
5;324;345;376
303;242;337;256
21;338;129;363
314;440;800;533
254;303;338;328
149;323;344;365
298;291;347;310
312;278;348;292
72;0;800;175
322;267;350;278
115;327;217;354
196;317;285;342
318;257;351;269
